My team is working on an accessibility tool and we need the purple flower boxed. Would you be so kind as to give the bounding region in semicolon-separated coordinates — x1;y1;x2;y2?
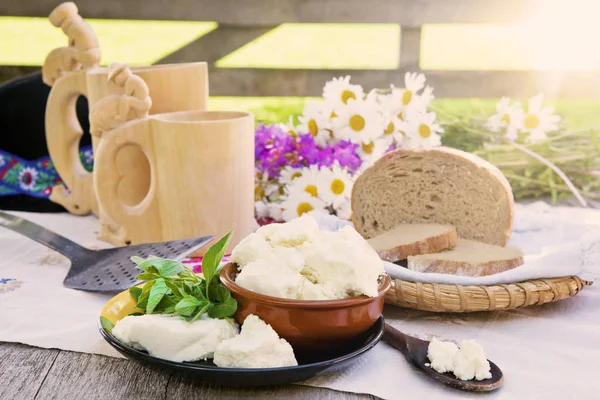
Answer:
317;146;335;168
332;140;361;172
296;134;320;165
254;124;296;177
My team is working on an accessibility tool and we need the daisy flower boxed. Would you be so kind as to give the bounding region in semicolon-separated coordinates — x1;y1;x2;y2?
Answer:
317;163;354;207
521;94;561;143
485;97;525;141
332;98;384;145
389;72;429;114
18;167;39;191
286;166;321;198
402;112;443;149
356;136;393;166
279;166;304;186
255;201;269;219
297;101;331;147
323;76;365;115
267;203;284;221
280;192;326;222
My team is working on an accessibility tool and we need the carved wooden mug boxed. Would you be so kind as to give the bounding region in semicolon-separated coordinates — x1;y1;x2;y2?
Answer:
43;3;209;218
93;109;255;256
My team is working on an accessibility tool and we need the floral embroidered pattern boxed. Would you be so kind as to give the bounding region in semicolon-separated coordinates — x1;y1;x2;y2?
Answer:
0;146;93;198
0;278;22;294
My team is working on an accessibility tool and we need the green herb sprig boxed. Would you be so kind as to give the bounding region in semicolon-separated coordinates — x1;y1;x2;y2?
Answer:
127;230;237;321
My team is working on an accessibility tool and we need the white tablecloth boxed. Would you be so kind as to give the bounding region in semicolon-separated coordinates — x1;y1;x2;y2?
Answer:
1;205;599;400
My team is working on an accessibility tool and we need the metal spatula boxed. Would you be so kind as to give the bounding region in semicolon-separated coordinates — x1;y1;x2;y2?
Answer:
0;210;214;293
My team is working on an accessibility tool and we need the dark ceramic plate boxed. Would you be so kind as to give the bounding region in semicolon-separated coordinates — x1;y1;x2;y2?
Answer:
99;316;384;387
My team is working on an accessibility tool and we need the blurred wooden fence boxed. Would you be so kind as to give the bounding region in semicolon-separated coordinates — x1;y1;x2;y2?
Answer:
2;0;599;98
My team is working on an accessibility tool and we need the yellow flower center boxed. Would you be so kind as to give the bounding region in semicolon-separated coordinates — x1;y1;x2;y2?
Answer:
330;111;337;118
304;184;318;197
291;172;302;180
254;185;264;200
524;114;540;129
349;115;366;131
402;90;412;105
361;141;375;154
418;124;431;138
384;122;394;135
500;113;510;125
297;202;314;216
308;119;318;136
397;112;404;120
331;179;345;195
341;90;356;104
288;130;297;137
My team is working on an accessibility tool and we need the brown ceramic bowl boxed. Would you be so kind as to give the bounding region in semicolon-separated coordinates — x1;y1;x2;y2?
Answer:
220;263;391;350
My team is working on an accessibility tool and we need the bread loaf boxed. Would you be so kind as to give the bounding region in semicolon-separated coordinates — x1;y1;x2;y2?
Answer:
351;147;514;246
407;238;524;277
367;223;457;262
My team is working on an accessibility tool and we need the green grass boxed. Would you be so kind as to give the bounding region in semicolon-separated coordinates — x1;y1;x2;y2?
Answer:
208;97;600;132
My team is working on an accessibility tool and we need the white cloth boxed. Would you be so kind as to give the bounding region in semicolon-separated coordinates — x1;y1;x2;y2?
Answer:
1;205;600;400
313;203;600;285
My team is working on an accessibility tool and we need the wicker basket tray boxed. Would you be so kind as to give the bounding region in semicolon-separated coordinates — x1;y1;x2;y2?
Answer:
385;276;592;313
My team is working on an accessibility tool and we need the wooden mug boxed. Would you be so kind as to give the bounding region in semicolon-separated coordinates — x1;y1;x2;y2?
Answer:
93;110;255;255
45;62;209;217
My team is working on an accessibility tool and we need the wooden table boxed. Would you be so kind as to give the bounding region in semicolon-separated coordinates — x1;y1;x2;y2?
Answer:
0;342;378;400
2;197;597;400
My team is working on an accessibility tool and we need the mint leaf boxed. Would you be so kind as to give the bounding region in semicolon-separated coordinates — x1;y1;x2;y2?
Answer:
202;229;234;298
207;295;237;319
136;272;160;282
189;302;210;322
136;280;155;309
100;316;115;333
136;258;185;277
175;296;202;317
129;286;143;301
146;278;170;313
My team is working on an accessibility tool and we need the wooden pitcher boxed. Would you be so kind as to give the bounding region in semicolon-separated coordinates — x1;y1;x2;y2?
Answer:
45;63;209;216
43;3;209;218
93;109;255;255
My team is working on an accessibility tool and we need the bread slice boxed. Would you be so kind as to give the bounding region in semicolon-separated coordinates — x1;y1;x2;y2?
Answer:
351;147;514;246
367;223;457;262
408;238;524;277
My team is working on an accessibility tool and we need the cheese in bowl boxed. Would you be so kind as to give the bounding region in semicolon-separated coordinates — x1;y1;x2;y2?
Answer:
230;215;385;300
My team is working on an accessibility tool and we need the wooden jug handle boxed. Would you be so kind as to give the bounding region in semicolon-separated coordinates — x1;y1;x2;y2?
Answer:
93;121;155;235
45;70;97;215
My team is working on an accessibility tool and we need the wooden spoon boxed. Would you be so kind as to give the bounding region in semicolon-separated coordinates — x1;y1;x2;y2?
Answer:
383;323;504;392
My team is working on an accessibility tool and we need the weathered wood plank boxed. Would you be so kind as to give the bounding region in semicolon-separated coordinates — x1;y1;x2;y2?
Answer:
0;342;59;400
159;25;279;65
166;375;377;399
34;350;171;400
203;68;600;98
399;27;422;69
3;0;540;28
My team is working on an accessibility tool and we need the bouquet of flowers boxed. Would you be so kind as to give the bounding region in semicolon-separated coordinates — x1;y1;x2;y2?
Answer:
254;72;598;223
254;73;445;223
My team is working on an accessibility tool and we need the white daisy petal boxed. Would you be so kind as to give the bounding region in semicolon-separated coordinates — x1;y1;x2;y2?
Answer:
316;164;354;207
521;94;561;143
402;111;443;149
331;98;384;144
323;76;365;115
280;192;326;222
297;101;331;147
18;167;39;191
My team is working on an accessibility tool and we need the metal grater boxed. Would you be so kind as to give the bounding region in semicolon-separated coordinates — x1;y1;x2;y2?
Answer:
0;210;214;292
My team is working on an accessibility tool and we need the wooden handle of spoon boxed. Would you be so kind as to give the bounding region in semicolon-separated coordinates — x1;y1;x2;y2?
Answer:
383;322;410;357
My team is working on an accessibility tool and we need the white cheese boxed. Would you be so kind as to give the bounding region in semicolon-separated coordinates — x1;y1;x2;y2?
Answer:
452;340;492;381
427;338;492;381
231;215;385;300
213;314;298;368
112;314;239;362
427;337;458;374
